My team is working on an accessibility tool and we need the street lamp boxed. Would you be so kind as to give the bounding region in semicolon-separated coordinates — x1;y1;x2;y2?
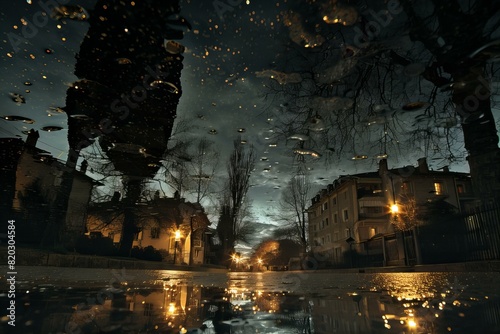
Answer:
173;229;181;264
188;209;202;266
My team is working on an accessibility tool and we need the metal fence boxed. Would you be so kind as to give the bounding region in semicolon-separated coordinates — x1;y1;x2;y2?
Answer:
463;203;500;261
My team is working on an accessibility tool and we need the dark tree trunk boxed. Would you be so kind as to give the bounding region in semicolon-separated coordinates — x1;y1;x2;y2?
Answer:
118;178;142;256
41;151;78;249
451;65;500;205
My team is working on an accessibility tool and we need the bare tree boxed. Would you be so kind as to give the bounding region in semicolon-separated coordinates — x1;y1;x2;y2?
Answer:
278;169;313;254
263;0;500;205
188;138;220;203
217;138;256;263
391;194;423;232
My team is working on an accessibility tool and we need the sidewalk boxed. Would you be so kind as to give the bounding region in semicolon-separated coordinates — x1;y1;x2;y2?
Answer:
0;246;227;272
310;260;500;273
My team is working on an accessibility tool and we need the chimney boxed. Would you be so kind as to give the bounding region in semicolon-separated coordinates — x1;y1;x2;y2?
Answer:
417;157;429;173
25;129;39;148
378;159;388;176
442;166;449;173
80;159;88;173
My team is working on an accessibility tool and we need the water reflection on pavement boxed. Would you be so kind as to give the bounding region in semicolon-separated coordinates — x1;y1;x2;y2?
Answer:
0;267;499;333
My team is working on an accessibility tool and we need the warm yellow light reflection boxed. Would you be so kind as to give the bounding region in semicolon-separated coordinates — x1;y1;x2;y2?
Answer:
408;319;417;328
391;203;399;213
174;230;181;241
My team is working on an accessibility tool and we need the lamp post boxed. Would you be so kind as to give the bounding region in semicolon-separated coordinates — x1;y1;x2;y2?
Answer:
188;209;202;266
189;215;194;266
173;229;180;264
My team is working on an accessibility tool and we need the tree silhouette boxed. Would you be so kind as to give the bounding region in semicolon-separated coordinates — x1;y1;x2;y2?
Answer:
262;0;500;205
217;138;256;263
277;168;313;254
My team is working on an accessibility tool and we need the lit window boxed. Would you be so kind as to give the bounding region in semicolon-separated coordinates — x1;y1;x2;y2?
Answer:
434;182;443;195
457;184;465;194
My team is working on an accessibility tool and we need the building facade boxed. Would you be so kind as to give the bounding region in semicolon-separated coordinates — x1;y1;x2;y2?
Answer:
307;158;475;266
87;197;213;265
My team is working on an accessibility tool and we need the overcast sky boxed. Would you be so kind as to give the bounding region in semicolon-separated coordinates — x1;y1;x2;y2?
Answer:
3;0;494;244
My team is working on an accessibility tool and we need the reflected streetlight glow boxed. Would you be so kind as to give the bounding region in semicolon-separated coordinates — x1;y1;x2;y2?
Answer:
391;203;399;214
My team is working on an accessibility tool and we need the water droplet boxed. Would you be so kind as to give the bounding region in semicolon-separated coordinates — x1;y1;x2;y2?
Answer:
51;5;89;21
41;126;63;132
9;92;26;104
2;115;34;124
116;57;132;65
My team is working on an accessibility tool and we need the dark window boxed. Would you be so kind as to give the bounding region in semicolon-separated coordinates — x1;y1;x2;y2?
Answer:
143;303;153;316
343;209;349;221
151;227;160;239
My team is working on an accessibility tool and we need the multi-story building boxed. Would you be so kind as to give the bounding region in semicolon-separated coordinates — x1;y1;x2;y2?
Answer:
0;130;99;248
307;158;476;266
87;195;213;265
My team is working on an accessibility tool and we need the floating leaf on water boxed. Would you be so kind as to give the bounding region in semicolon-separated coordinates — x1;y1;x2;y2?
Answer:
149;80;179;93
237;128;245;133
208;129;217;135
163;40;185;54
69;114;90;120
116;57;132;65
41;126;63;132
402;102;429;112
376;153;388;159
48;106;65;114
9;92;26;104
51;5;89;21
288;133;309;141
2;115;35;124
44;48;54;54
23;81;32;86
294;148;322;158
352;155;368;160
